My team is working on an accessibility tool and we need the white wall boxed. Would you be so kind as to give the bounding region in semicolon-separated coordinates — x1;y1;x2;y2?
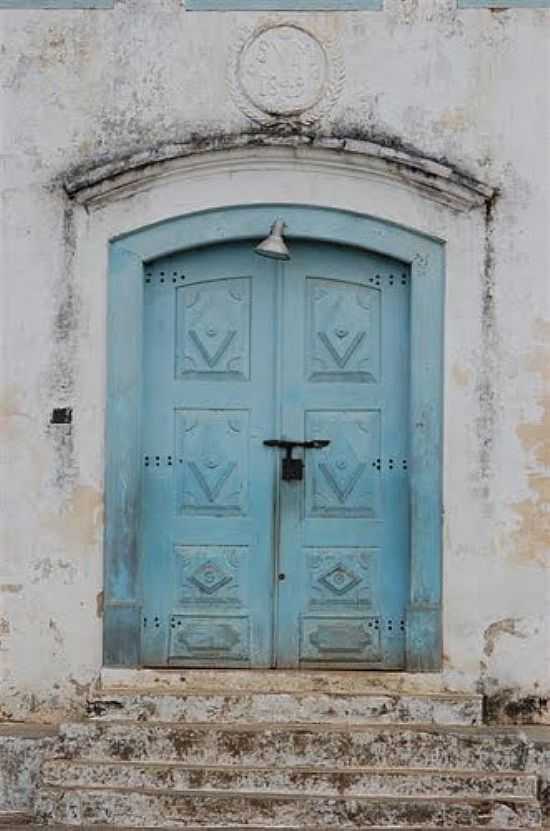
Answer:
0;0;548;721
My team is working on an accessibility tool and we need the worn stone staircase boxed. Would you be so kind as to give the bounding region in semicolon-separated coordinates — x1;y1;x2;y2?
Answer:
32;672;548;829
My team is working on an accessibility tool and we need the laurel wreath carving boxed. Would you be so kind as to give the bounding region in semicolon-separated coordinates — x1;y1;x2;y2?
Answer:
228;21;345;127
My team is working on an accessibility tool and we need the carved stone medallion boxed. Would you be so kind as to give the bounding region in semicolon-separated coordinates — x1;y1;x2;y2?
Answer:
229;22;344;126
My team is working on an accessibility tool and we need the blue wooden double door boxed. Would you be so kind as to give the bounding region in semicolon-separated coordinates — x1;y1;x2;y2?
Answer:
141;238;410;669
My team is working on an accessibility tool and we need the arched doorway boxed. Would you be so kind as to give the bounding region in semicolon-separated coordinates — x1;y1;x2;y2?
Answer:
104;203;444;671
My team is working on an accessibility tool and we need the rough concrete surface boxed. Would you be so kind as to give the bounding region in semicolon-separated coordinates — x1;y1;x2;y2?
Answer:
0;725;58;813
29;691;550;827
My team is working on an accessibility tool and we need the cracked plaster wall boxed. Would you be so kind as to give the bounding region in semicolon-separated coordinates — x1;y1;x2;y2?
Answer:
0;0;549;721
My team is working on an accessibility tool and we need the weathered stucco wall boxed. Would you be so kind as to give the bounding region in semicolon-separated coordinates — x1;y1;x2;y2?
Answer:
0;725;57;813
0;0;548;721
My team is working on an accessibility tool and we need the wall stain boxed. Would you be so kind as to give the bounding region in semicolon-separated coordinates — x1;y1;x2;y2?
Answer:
0;385;29;424
47;420;76;492
68;677;91;699
0;584;23;594
511;318;550;567
484;687;550;725
475;195;499;496
48;619;64;650
31;558;78;586
452;364;472;389
62;124;494;205
436;108;468;134
483;618;527;658
47;206;79;496
0;386;32;452
511;471;550;568
43;484;103;549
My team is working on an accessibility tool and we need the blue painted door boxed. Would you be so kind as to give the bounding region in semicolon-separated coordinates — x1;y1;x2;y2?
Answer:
141;239;410;668
276;242;410;668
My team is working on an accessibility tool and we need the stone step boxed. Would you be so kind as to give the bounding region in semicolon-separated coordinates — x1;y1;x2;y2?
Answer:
41;759;539;800
22;827;550;831
88;689;482;726
99;669;456;695
35;787;543;829
57;721;538;772
0;813;32;826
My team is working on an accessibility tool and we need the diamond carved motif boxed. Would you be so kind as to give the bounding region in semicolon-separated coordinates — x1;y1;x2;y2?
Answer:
319;563;361;596
306;547;377;609
176;545;245;607
190;560;233;595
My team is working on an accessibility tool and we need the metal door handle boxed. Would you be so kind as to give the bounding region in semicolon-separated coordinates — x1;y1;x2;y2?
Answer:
263;439;330;481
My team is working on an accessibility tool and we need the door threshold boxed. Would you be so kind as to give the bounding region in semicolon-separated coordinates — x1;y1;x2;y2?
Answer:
99;667;463;697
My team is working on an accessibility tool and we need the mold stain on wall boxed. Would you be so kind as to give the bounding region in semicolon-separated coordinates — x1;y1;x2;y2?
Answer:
0;617;11;654
475;197;500;506
46;207;79;496
30;558;78;585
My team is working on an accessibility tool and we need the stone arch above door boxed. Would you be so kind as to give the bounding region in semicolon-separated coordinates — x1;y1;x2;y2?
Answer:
65;132;494;214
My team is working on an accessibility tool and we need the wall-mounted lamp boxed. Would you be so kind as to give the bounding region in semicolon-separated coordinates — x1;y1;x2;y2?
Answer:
255;219;290;261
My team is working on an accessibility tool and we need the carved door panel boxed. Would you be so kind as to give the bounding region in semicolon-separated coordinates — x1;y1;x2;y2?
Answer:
140;238;410;669
276;242;410;668
141;242;278;667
